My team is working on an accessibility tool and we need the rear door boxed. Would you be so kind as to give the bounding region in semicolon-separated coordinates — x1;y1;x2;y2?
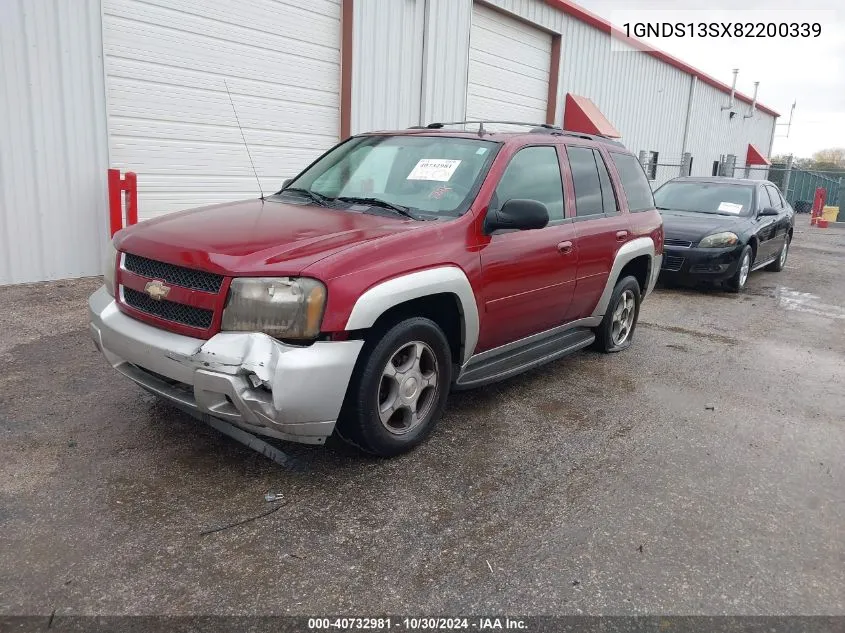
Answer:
562;144;630;320
757;185;783;262
476;145;578;351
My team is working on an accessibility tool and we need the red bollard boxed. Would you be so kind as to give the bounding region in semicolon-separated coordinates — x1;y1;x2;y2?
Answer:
107;168;139;236
810;187;826;227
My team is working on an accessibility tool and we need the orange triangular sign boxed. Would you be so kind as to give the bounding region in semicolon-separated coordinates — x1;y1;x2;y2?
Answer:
563;93;621;138
746;143;771;166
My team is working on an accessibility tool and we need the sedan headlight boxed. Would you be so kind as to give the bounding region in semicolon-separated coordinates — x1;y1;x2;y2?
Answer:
698;232;739;248
222;277;327;340
103;241;118;297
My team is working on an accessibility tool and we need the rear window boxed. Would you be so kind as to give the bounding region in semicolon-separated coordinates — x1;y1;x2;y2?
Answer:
610;153;655;212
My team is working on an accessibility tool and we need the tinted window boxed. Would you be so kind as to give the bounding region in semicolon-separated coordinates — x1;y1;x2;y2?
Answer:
653;181;754;215
761;186;776;208
494;146;564;221
567;146;603;216
595;150;618;214
611;153;655;212
765;185;783;208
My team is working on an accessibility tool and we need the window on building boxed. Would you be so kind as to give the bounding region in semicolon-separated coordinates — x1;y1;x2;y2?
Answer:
493;146;564;221
611;152;656;212
647;151;659;181
566;146;604;216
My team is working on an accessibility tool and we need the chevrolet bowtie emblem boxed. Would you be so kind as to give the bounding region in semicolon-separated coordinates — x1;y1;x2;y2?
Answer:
144;279;171;301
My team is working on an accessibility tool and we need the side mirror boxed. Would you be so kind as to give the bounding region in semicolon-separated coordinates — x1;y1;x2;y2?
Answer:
282;178;293;189
485;199;550;233
759;207;779;217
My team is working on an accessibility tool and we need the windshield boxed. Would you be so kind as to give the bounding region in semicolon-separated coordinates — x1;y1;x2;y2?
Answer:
653;181;754;216
278;135;499;218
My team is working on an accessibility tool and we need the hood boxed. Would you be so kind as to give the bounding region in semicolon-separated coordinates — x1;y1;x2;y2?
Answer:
659;209;749;243
115;197;423;276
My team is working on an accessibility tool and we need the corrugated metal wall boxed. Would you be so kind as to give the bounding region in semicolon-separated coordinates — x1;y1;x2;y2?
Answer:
421;0;472;124
0;0;109;285
357;0;777;186
351;0;425;133
102;0;342;219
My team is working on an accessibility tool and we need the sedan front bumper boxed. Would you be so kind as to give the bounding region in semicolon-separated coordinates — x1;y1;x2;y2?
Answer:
88;286;363;444
659;244;744;282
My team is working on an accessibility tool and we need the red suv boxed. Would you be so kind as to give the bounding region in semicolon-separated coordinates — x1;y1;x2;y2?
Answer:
90;122;663;457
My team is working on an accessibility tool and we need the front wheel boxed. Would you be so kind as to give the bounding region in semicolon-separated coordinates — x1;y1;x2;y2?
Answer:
336;317;452;457
726;245;753;293
593;275;641;353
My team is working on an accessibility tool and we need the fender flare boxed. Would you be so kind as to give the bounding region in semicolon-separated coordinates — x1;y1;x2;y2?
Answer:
345;267;480;365
591;237;657;318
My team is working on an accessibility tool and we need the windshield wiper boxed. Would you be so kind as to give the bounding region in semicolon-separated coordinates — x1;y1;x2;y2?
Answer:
281;187;332;206
335;196;421;220
656;206;673;211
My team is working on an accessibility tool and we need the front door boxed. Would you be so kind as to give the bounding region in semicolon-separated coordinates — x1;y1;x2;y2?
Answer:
756;185;783;262
476;145;578;352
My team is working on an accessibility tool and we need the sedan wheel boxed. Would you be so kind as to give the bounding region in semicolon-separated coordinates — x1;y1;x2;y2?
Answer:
727;245;754;293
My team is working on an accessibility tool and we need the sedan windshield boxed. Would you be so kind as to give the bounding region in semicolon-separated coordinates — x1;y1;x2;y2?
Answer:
653;182;754;216
278;135;499;218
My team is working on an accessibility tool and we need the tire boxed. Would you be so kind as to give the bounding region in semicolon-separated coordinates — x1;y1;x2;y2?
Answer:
592;275;641;353
766;234;790;272
336;317;452;457
726;245;753;293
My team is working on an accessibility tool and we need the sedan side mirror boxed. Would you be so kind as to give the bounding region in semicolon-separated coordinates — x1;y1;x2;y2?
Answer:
759;207;779;217
485;199;550;233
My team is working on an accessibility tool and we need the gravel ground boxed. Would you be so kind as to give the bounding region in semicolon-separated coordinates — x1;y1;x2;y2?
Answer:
1;216;843;616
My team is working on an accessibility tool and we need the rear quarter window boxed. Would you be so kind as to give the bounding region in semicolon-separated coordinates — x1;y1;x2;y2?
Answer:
610;152;655;212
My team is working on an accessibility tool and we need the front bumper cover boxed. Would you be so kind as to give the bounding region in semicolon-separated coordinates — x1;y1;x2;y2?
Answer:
659;244;744;281
88;286;363;444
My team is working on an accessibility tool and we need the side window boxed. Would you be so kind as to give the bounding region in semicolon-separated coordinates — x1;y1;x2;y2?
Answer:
566;146;604;216
765;185;783;208
494;146;564;221
761;186;776;209
610;152;656;212
778;191;790;209
594;150;618;214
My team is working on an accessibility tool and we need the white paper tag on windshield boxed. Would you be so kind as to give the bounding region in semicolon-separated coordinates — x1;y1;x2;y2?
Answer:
407;159;461;182
717;202;744;213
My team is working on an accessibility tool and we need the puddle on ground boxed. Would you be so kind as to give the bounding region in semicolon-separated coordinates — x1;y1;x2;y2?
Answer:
773;287;845;320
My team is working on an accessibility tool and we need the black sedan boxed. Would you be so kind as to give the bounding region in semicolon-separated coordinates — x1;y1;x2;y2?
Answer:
653;177;795;292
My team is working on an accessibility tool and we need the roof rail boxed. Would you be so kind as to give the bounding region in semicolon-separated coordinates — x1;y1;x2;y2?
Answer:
406;121;626;147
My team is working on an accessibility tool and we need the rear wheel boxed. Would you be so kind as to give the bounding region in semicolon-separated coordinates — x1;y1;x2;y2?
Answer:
766;234;790;272
593;275;641;353
726;245;753;292
336;317;452;457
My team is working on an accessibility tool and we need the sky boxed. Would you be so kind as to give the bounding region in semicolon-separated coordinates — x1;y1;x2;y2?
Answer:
574;0;845;159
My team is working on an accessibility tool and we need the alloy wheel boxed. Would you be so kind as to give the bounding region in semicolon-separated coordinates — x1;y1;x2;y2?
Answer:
377;341;439;435
611;289;636;346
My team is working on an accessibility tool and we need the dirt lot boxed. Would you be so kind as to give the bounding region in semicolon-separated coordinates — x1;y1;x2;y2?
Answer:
1;216;844;616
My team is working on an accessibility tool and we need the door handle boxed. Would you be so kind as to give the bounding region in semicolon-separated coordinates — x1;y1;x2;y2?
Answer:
616;230;628;242
557;240;573;254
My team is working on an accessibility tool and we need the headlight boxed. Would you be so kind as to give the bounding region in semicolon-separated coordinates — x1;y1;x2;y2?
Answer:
103;241;118;297
699;232;739;248
222;277;327;340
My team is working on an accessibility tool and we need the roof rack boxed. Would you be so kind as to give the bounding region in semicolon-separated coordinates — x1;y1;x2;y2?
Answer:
408;121;625;146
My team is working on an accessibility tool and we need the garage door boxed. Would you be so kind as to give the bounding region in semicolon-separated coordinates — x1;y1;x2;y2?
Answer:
102;0;341;219
466;4;552;124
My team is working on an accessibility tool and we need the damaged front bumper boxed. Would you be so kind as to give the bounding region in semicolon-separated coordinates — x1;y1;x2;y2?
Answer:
88;286;363;444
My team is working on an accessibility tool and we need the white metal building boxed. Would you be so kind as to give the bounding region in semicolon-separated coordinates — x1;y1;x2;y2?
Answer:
0;0;779;285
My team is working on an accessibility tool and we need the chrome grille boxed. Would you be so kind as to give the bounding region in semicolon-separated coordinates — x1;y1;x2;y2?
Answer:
123;253;223;293
664;238;693;248
123;287;214;329
662;255;685;272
